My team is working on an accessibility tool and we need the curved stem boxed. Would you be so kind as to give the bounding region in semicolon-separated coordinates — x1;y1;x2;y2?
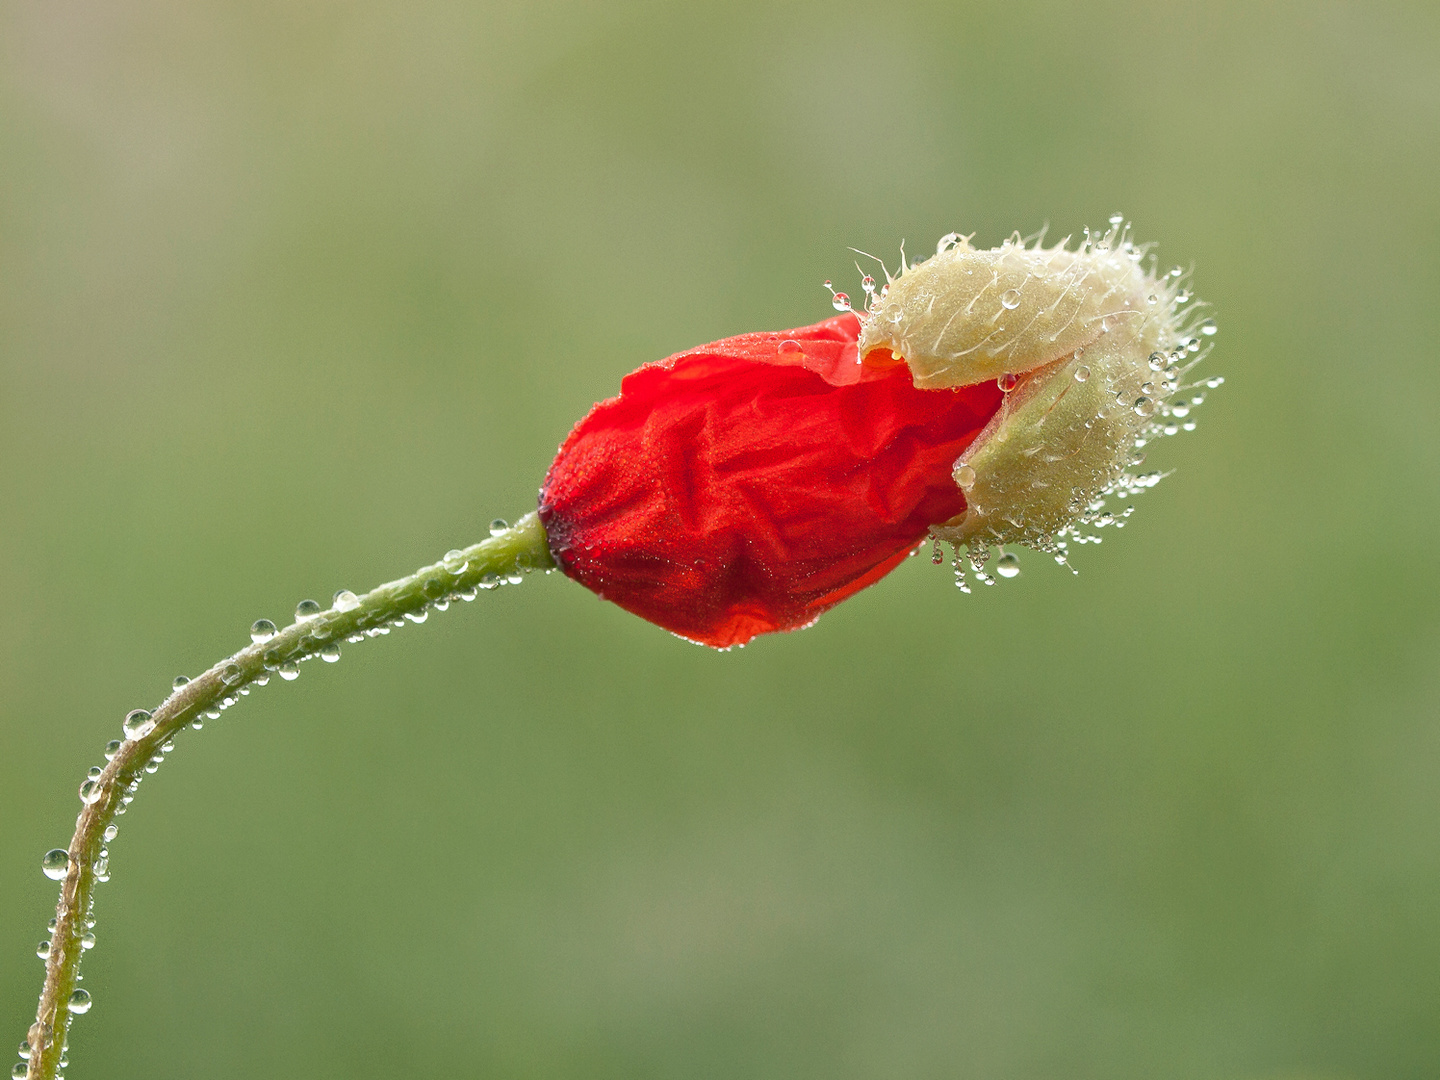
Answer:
24;513;555;1080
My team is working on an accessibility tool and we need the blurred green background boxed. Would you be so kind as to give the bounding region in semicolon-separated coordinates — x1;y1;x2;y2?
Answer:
3;1;1437;1077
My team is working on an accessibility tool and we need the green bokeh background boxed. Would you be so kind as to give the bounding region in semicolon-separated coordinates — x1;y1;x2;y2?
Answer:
3;2;1438;1077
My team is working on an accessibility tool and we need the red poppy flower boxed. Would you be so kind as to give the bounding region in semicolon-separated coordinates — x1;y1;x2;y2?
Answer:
539;224;1210;649
539;313;1003;647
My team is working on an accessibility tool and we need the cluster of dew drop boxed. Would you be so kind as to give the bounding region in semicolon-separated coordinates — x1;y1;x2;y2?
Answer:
19;517;545;1080
834;215;1221;593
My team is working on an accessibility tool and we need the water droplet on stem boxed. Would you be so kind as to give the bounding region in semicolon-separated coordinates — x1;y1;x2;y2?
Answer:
122;710;153;740
41;850;68;880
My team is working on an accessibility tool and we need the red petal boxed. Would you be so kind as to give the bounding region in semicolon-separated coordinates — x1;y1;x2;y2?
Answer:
540;315;1002;648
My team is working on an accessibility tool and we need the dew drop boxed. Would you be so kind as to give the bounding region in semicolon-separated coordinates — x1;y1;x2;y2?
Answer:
103;740;122;761
1199;318;1217;335
506;572;523;585
122;710;153;740
404;609;429;624
294;600;321;622
1108;212;1125;225
1133;397;1156;419
441;550;467;576
319;644;341;663
80;933;95;951
777;338;803;356
333;589;360;612
479;573;500;590
36;940;50;959
996;553;1021;578
249;619;277;644
221;663;243;686
41;850;68;880
999;288;1021;310
277;663;300;681
11;1062;26;1079
103;825;118;842
78;781;101;806
172;676;189;690
955;464;977;489
422;578;445;598
997;372;1018;393
18;1041;30;1060
66;990;90;1015
830;291;851;312
931;539;944;565
1074;365;1090;382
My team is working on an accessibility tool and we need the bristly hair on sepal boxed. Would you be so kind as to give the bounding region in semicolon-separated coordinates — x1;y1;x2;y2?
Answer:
849;215;1221;591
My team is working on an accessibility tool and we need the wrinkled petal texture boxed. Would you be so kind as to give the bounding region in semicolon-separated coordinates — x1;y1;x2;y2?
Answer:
539;314;1003;648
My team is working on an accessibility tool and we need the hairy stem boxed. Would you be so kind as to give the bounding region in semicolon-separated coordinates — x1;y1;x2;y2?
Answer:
24;513;554;1080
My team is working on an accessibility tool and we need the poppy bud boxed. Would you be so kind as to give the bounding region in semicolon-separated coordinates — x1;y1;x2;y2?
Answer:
539;220;1213;647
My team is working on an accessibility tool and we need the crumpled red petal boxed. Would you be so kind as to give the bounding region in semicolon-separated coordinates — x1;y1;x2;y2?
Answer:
539;313;1003;648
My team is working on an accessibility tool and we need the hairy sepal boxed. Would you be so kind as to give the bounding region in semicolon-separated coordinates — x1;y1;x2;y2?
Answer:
858;226;1199;552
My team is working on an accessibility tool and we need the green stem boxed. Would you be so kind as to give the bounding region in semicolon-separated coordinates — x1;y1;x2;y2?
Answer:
24;513;555;1080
